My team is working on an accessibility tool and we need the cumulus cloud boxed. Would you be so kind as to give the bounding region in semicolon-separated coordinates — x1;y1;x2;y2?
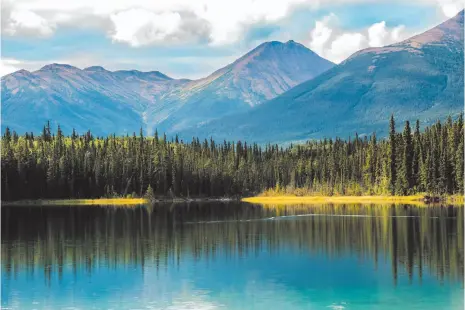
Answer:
1;0;462;48
368;21;388;47
437;0;464;17
309;14;335;56
391;25;406;42
307;14;411;63
4;9;55;37
109;9;212;47
0;59;22;76
110;10;182;46
2;0;309;46
330;33;367;63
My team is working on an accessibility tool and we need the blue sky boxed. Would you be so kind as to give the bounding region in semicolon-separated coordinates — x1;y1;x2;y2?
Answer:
1;0;463;79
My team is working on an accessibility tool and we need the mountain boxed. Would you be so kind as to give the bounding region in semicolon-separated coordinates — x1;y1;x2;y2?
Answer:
1;41;334;136
1;64;185;135
144;40;334;134
182;11;464;143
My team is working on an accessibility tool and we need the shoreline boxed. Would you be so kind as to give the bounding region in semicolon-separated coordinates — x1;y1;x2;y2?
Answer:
241;195;464;206
2;195;463;207
1;197;239;206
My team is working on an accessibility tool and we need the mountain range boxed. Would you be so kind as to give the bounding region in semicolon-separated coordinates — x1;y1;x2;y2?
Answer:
2;11;463;143
183;10;464;143
1;40;333;136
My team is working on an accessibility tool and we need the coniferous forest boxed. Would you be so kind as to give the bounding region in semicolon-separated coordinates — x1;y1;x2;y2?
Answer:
1;115;464;201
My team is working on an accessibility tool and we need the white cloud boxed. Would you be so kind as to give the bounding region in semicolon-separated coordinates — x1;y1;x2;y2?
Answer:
2;0;310;46
193;0;306;45
437;0;464;17
330;33;367;63
368;21;388;47
110;9;183;47
1;0;462;48
390;25;406;42
0;59;23;76
5;9;55;37
307;14;412;63
309;14;335;56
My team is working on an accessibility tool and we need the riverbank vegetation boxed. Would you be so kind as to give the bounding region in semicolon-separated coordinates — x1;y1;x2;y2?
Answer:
1;115;463;201
242;195;463;206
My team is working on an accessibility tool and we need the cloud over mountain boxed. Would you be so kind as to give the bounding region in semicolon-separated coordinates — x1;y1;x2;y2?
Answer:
3;0;463;47
308;13;414;63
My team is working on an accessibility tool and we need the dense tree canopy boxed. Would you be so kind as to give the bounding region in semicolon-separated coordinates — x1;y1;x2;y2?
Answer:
1;115;463;201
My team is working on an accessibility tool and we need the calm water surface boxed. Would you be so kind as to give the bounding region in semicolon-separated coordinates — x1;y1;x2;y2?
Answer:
2;203;464;309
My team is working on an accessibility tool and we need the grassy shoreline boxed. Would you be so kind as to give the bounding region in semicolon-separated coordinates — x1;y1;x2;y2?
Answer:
2;195;463;206
1;197;238;206
241;194;464;206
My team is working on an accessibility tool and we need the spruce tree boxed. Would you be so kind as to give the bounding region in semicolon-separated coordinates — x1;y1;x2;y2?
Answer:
389;115;397;194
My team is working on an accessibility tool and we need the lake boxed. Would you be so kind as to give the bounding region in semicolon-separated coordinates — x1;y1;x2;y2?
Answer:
1;202;463;309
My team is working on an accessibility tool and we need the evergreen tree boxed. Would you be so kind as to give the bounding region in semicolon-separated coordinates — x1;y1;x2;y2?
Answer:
389;115;397;194
397;121;413;194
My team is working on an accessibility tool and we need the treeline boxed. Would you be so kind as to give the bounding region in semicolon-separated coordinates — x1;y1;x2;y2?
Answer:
1;115;463;201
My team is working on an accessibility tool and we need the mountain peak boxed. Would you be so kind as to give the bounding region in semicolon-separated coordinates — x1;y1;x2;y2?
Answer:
180;38;334;111
13;69;32;76
404;8;464;46
147;71;172;80
285;39;301;46
39;63;80;72
113;69;172;80
84;66;108;72
2;69;33;79
257;40;315;55
258;40;301;49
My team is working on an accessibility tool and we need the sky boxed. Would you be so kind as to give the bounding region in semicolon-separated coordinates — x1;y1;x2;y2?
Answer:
1;0;463;79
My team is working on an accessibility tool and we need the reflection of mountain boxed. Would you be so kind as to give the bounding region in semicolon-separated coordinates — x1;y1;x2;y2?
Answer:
2;203;463;286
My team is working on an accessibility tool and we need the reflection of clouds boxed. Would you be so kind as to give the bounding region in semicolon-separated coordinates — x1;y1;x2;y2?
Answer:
165;300;220;310
150;290;223;310
140;264;223;310
140;258;317;310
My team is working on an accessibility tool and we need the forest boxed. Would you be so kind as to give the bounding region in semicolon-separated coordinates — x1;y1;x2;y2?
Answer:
1;115;463;201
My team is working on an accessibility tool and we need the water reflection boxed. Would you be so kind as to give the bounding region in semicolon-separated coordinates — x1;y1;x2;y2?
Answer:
1;203;463;309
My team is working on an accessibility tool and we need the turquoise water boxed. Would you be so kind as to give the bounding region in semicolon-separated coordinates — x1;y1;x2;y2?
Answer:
2;203;463;309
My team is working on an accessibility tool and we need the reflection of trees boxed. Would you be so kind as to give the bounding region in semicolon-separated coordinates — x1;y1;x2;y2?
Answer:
2;203;463;285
